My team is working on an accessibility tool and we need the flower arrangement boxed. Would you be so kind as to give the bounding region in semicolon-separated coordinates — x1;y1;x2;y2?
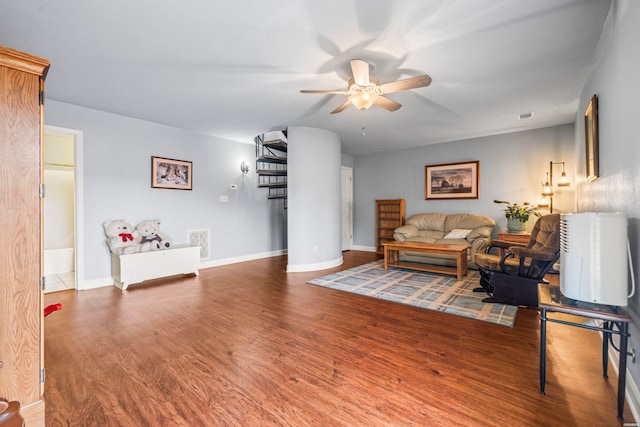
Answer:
493;200;541;223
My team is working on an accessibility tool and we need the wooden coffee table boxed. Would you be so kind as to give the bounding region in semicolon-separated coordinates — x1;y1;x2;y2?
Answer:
382;241;468;280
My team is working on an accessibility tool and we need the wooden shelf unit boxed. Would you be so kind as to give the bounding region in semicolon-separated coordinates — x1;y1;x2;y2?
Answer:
0;46;50;426
375;199;406;254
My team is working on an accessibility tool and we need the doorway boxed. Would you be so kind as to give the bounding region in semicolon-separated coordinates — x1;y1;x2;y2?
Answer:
43;126;84;292
341;166;353;251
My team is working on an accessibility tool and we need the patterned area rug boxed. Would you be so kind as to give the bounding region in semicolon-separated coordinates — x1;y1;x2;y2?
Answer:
307;260;518;327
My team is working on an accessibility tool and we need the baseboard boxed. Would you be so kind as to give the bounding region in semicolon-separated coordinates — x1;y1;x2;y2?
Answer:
286;256;344;272
591;318;640;421
607;339;640;421
21;399;45;427
352;245;376;252
199;249;287;269
77;276;114;290
79;249;289;291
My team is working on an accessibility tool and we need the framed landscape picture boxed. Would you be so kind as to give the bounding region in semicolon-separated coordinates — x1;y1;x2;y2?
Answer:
425;161;479;200
584;94;599;182
151;156;192;190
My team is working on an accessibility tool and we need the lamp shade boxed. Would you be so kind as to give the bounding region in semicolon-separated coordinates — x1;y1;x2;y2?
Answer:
557;171;570;187
541;173;553;196
240;161;249;174
349;91;379;110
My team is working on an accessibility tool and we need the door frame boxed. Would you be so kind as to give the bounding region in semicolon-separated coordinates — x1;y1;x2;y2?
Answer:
341;166;353;251
45;125;84;290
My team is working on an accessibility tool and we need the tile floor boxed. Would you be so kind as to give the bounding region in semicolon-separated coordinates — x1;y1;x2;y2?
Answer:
44;271;75;293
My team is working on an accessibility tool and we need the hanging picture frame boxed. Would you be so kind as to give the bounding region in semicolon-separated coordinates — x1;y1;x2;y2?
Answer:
151;156;193;190
425;161;479;200
584;94;599;182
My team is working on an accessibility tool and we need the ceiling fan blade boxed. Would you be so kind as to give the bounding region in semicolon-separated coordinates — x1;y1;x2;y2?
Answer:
374;96;402;112
350;59;370;86
300;89;349;95
379;75;432;94
331;100;352;114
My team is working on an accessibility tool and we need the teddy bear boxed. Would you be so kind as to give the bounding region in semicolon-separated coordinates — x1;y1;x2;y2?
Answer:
103;219;143;255
135;219;172;251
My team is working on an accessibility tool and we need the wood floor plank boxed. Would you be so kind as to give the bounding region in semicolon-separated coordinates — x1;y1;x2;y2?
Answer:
43;251;633;426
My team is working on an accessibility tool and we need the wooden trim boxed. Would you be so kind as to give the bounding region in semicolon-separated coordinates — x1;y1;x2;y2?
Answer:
0;46;50;78
20;399;45;427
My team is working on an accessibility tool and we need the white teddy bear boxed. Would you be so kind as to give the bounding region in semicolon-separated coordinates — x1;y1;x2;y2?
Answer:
103;219;143;255
135;219;172;251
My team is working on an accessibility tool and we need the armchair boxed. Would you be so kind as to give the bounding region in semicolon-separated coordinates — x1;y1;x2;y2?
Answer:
475;213;561;307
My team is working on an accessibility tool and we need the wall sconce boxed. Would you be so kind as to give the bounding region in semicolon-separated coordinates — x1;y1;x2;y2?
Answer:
240;161;250;174
540;161;570;213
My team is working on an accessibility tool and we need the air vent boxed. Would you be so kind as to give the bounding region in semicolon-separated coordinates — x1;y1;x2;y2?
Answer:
517;112;534;120
188;229;210;259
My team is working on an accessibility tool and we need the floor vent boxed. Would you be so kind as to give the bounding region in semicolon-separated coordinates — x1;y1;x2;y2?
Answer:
188;229;210;259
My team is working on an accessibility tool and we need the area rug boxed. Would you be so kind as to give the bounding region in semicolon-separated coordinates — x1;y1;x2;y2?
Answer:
307;260;518;327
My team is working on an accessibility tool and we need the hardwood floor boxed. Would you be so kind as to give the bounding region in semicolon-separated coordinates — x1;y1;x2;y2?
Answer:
43;251;633;426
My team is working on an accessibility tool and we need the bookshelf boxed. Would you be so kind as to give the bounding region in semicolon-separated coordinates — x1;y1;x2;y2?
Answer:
375;199;405;254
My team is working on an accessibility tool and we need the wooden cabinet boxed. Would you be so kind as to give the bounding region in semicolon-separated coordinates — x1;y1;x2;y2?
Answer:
496;232;531;260
497;232;531;245
0;46;50;426
111;245;200;290
375;199;405;254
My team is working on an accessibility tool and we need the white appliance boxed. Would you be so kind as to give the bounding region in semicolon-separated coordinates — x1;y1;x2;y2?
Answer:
560;212;629;306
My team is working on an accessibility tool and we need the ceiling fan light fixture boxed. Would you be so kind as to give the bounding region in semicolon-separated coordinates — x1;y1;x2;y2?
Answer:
301;59;430;113
349;90;379;110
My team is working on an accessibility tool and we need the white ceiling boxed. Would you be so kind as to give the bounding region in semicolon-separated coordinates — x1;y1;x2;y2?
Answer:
1;0;611;155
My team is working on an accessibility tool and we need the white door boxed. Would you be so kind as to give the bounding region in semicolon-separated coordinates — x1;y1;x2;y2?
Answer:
341;167;353;251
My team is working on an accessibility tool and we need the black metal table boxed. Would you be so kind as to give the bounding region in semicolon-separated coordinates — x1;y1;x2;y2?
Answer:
538;284;632;420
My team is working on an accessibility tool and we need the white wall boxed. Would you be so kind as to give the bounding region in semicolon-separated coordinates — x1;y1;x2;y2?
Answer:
287;127;343;271
352;124;575;249
574;0;640;398
45;100;287;284
44;132;75;251
43;169;74;250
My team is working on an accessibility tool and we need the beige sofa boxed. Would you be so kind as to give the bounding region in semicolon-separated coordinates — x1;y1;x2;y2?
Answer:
393;213;495;270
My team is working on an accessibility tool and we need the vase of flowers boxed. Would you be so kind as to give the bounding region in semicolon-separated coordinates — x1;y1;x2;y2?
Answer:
494;200;540;232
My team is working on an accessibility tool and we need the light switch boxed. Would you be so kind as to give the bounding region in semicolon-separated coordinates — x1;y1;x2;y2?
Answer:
219;195;229;203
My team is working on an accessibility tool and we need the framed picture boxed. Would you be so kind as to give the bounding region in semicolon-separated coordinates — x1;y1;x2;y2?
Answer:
425;161;479;200
151;156;192;190
584;94;599;182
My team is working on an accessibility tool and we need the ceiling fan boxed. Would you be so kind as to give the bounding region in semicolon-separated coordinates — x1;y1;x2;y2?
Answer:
301;59;432;114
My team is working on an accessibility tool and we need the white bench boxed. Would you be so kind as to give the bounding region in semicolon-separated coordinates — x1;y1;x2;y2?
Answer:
110;245;200;290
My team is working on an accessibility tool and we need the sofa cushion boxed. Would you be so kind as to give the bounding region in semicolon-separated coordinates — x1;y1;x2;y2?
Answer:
444;213;495;232
435;238;470;247
466;225;494;241
393;224;420;241
404;236;438;244
419;230;446;240
406;213;447;231
444;228;472;239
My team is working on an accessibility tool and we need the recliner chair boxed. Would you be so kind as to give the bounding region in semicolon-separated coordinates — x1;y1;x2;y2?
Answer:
475;213;561;307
